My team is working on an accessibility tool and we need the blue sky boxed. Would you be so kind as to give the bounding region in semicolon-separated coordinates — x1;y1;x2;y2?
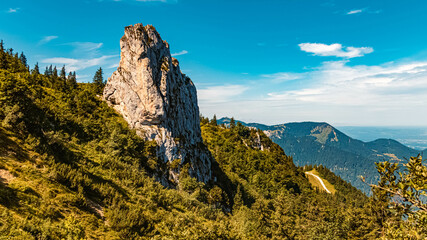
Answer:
2;0;427;126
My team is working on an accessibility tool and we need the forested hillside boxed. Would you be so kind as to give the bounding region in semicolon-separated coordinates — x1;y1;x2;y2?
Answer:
0;43;425;239
218;118;422;193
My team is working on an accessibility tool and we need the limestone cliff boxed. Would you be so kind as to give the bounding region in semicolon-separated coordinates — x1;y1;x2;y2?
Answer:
103;23;213;187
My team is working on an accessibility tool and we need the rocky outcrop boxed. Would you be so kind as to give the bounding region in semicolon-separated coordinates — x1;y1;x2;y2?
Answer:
103;23;213;187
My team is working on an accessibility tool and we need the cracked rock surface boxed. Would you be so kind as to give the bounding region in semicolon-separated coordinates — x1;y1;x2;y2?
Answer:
104;23;213;187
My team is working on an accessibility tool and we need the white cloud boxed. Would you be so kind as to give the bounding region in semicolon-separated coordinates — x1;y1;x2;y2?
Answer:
261;72;303;83
38;36;58;45
7;8;19;13
108;63;119;69
42;55;118;72
198;85;249;103
299;43;373;58
62;42;104;57
347;9;363;15
198;59;427;126
260;60;427;125
68;42;103;52
171;50;188;57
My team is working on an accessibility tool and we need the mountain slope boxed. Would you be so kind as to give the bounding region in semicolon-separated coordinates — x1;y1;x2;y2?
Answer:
305;170;336;194
0;32;379;239
218;118;421;193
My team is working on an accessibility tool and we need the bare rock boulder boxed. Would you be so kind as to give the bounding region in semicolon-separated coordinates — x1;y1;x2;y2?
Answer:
104;23;213;187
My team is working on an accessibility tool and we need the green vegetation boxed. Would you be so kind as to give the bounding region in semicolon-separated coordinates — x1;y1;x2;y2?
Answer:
200;120;379;239
305;169;336;194
92;67;105;94
0;43;425;239
367;156;427;239
219;118;422;194
0;43;231;239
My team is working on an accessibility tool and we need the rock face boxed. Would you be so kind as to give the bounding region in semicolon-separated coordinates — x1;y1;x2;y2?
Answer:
103;23;213;187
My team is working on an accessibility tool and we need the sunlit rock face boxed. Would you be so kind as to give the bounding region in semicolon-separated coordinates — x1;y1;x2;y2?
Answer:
104;23;213;187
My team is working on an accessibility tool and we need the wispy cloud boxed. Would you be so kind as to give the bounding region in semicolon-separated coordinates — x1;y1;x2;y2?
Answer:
38;36;58;45
198;85;249;104
7;8;19;13
68;42;103;51
58;42;105;58
171;50;188;57
347;9;363;15
199;59;427;126
261;60;427;125
108;63;119;69
345;8;382;15
261;72;303;83
42;55;118;72
299;43;373;58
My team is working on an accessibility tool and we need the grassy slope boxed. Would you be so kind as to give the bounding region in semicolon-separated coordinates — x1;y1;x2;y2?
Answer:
0;67;234;239
305;169;336;194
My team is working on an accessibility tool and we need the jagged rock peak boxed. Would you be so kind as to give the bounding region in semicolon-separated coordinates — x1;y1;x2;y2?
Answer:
103;23;213;187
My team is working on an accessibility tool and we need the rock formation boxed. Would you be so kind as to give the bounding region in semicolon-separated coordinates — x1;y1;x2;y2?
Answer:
103;23;213;187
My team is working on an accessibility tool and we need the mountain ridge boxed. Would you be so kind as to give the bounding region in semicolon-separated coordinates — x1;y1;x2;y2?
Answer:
218;117;422;193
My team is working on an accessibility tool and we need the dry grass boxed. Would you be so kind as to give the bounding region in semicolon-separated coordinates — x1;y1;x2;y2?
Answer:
305;169;336;194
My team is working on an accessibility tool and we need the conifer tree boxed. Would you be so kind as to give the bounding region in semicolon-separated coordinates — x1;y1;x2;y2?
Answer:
230;117;236;128
32;63;40;75
19;52;27;68
93;67;104;93
67;71;77;89
12;53;20;72
210;114;217;126
53;66;58;78
0;40;5;69
60;65;66;79
48;65;53;76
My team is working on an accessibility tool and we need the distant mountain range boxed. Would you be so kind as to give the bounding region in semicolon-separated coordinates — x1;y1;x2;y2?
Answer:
336;126;427;150
218;118;424;193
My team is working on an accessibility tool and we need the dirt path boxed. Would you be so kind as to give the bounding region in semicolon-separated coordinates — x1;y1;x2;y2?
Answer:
305;172;331;194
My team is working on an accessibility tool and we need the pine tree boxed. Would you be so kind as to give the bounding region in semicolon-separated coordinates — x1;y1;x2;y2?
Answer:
210;114;217;126
12;53;20;72
93;67;104;93
0;40;5;69
32;63;40;75
53;66;58;78
19;52;27;68
230;117;236;128
67;71;77;89
47;65;53;76
60;65;66;79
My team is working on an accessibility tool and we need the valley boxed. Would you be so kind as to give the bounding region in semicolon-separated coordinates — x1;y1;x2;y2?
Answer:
218;118;423;194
